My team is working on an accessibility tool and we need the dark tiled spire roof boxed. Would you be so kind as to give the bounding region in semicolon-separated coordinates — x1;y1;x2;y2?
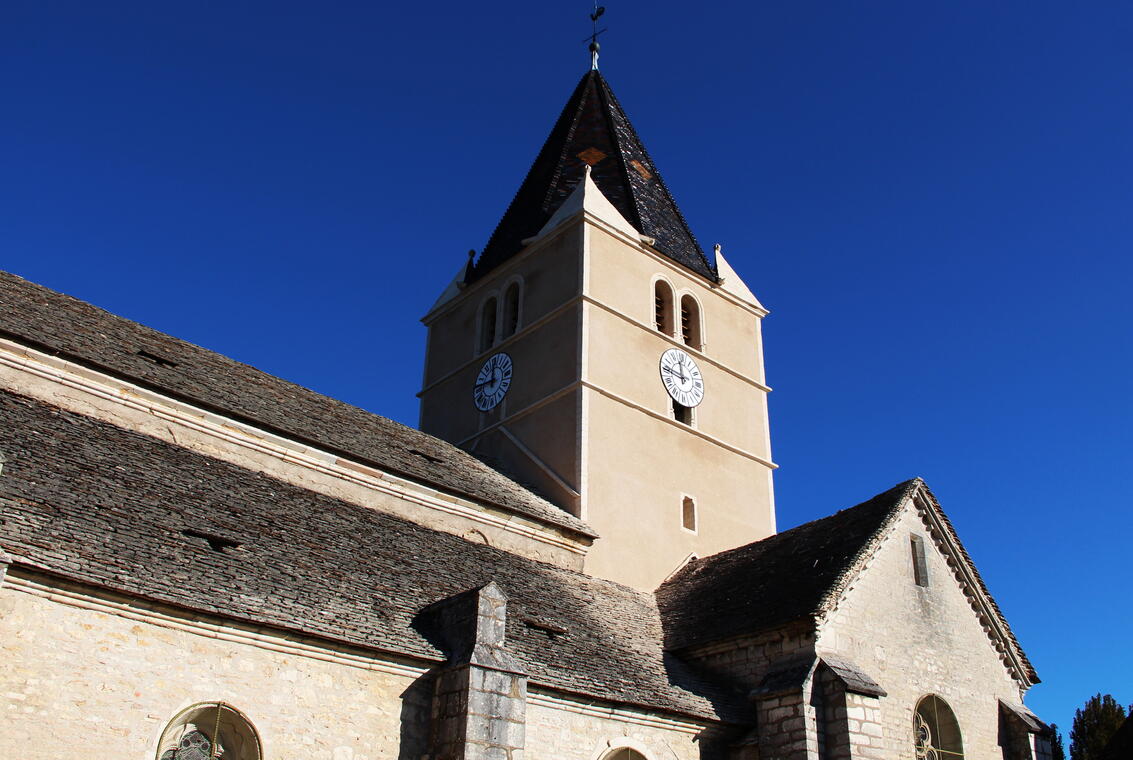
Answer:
470;70;716;281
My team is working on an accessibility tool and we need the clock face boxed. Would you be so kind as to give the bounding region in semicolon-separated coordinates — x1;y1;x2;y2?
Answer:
659;347;704;408
473;352;513;411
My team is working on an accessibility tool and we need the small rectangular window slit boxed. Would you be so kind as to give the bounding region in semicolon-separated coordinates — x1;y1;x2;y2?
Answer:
910;533;929;587
681;496;697;532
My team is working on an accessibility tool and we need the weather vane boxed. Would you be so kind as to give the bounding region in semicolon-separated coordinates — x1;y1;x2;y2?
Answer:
585;3;606;70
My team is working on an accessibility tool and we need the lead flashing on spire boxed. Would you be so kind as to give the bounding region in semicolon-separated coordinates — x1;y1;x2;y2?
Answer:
532;165;639;242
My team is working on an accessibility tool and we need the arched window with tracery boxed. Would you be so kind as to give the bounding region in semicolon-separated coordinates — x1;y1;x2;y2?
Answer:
915;695;964;760
654;280;674;336
680;294;702;350
502;282;521;338
157;702;262;760
479;296;498;352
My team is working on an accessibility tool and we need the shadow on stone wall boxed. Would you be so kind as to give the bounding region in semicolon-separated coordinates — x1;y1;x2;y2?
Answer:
398;672;436;760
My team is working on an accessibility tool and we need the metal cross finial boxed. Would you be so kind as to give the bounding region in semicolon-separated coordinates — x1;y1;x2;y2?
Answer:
586;3;606;70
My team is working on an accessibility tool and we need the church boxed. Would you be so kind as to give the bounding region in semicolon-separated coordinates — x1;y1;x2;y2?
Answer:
0;52;1053;760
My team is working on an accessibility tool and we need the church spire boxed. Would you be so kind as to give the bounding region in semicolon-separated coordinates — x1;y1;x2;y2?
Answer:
468;69;717;283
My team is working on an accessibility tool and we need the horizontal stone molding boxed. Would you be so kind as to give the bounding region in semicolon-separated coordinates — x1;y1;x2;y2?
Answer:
3;568;716;731
2;567;432;678
582;382;777;470
580;296;771;394
527;690;708;735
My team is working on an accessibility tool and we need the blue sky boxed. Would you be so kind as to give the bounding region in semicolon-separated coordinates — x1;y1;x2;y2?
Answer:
3;1;1131;733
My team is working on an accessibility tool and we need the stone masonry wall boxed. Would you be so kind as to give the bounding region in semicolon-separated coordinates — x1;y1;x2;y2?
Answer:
683;626;815;691
817;504;1029;760
1;573;431;760
755;689;815;760
525;695;712;760
2;573;724;760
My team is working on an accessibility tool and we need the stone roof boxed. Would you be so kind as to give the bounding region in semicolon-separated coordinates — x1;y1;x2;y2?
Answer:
0;271;594;539
657;479;1038;684
470;70;716;282
0;389;743;723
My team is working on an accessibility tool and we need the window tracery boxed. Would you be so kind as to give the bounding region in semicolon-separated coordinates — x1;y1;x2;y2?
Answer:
915;695;964;760
157;702;261;760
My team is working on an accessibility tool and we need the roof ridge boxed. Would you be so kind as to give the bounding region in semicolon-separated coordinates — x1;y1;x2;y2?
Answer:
593;72;711;275
811;478;922;616
812;478;1038;685
912;482;1039;684
593;71;646;232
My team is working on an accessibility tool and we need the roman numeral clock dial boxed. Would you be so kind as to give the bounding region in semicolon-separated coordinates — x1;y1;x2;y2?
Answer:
473;352;513;412
659;347;705;409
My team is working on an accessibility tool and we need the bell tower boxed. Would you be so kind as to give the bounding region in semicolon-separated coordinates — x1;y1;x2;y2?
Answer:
419;68;776;590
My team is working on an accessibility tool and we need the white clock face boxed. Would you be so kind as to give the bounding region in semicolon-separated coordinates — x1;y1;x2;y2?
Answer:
659;347;704;408
473;352;513;411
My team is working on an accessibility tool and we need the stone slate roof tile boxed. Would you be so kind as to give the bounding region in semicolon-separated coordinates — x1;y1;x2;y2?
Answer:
0;390;743;723
0;271;594;539
471;70;715;282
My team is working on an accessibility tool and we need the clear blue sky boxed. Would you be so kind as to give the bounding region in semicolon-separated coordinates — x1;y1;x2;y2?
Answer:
3;0;1130;734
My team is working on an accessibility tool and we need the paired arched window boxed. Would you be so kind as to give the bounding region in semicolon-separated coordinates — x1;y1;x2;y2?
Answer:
653;280;703;350
479;296;498;352
654;280;674;336
502;282;521;339
680;295;701;350
915;695;964;760
479;280;523;352
158;702;261;760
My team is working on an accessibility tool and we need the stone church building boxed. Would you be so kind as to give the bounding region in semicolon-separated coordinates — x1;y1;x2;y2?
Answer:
0;62;1053;760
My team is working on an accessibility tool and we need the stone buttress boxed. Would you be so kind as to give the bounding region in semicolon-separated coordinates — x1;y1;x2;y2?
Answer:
417;582;527;760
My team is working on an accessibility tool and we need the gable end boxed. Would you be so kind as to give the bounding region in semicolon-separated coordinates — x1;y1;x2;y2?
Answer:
814;480;1038;688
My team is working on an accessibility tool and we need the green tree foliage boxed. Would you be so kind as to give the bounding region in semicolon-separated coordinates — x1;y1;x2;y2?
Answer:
1049;723;1066;760
1069;694;1126;760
